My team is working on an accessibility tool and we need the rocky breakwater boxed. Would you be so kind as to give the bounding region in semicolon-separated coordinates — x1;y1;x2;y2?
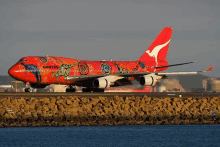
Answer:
0;96;220;127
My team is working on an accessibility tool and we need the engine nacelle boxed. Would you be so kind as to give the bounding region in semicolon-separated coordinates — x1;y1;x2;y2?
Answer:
93;78;110;89
139;75;157;86
30;83;49;89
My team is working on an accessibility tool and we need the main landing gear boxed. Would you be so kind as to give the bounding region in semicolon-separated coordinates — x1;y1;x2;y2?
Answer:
82;88;90;92
82;88;105;93
66;85;76;92
65;86;105;92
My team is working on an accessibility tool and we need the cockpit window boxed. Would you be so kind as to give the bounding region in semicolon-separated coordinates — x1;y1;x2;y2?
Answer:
19;58;28;62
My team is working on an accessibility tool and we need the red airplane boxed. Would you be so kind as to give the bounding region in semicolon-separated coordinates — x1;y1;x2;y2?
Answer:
8;27;214;92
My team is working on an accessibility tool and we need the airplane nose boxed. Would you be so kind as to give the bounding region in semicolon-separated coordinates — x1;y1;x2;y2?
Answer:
8;65;18;78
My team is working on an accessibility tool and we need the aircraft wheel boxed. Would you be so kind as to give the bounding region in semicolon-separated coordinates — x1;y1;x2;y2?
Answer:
82;88;90;92
70;88;76;92
66;88;76;92
25;88;31;92
93;88;105;92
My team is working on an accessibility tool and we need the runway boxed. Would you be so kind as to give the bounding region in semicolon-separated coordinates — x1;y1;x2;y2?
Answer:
0;92;219;98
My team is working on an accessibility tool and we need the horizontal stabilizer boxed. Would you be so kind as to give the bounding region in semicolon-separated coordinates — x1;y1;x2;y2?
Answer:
152;61;197;69
157;66;214;75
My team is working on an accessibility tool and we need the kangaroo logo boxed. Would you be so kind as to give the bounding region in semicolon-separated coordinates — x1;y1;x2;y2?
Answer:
146;39;170;67
113;63;131;80
51;61;78;82
20;62;41;83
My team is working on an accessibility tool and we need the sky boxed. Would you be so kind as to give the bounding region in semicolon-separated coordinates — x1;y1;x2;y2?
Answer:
0;0;219;77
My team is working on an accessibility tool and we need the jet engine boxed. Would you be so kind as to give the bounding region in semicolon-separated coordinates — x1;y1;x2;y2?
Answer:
93;78;111;89
30;83;49;89
139;75;158;86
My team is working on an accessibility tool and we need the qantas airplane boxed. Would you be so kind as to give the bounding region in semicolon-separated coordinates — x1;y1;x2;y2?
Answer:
8;27;214;92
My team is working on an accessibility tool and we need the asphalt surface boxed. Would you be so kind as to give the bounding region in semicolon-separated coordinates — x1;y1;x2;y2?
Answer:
0;92;219;98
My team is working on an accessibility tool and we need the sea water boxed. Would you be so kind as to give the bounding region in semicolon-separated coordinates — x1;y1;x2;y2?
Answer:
0;125;219;147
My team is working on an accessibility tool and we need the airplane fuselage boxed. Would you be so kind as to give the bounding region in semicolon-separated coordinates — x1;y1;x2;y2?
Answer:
8;56;169;85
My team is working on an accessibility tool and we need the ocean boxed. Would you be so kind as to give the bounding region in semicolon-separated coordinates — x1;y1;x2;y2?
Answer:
0;125;219;147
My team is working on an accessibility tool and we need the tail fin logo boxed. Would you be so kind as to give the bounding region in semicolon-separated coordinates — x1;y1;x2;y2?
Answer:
146;39;170;66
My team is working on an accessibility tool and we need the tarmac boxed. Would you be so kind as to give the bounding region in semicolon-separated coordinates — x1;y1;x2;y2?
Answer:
0;92;219;98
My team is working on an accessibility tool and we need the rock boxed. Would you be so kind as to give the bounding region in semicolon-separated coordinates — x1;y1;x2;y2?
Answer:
0;107;5;115
39;98;50;105
58;105;65;111
42;105;49;112
56;98;65;105
0;96;219;127
66;99;72;105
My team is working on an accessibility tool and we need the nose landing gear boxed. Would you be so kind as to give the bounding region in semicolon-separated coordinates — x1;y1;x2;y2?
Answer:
24;82;31;92
24;87;31;92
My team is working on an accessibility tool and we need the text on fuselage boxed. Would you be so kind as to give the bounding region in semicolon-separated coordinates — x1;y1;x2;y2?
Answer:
43;66;59;69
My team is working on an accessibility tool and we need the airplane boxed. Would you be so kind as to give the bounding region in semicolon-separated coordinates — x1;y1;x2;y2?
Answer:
8;27;214;92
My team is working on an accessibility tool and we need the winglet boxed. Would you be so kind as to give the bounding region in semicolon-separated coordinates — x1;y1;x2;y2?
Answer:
203;66;214;72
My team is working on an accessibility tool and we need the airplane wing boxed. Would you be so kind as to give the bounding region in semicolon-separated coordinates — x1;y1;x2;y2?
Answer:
66;66;214;81
152;61;197;69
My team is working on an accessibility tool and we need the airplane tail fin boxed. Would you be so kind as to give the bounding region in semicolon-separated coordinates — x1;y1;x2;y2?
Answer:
137;27;172;62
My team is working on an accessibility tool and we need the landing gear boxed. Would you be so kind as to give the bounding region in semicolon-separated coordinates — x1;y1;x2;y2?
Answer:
24;82;31;92
66;85;76;92
66;88;76;92
82;88;90;92
82;88;104;92
93;88;104;92
24;88;31;92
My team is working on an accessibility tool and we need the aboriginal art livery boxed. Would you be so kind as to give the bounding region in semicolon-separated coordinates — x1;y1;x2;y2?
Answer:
51;61;78;83
8;27;214;92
